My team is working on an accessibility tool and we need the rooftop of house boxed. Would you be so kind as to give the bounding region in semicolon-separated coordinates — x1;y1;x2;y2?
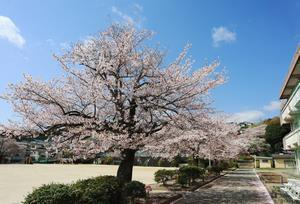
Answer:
280;46;300;99
272;154;295;159
255;156;273;160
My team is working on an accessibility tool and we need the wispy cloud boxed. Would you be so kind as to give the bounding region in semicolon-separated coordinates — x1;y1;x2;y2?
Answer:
111;6;134;24
46;38;56;47
263;100;282;112
212;26;236;47
0;16;25;48
229;100;282;123
133;3;143;12
228;110;264;123
111;4;145;27
59;42;71;50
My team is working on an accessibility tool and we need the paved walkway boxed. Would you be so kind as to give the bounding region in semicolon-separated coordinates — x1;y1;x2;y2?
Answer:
174;169;274;204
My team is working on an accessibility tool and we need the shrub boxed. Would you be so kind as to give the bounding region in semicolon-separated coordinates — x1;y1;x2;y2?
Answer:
227;160;237;168
177;166;205;186
220;162;229;170
177;172;189;186
123;180;146;198
23;176;147;204
71;176;123;204
23;183;75;204
154;169;177;185
207;165;223;175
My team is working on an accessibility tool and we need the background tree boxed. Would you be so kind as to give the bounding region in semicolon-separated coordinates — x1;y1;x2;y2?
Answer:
148;115;249;166
239;124;270;155
264;117;290;153
238;124;270;156
0;136;23;163
1;24;225;182
247;137;270;156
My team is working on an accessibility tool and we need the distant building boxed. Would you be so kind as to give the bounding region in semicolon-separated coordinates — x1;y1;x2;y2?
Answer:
255;156;273;168
279;46;300;170
252;154;295;169
272;154;296;168
17;140;49;163
238;122;254;129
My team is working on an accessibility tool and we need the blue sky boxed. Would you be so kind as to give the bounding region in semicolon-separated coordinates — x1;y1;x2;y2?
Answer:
0;0;299;123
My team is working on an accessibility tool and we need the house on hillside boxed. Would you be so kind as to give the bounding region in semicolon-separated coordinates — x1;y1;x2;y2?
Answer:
239;122;254;129
279;46;300;170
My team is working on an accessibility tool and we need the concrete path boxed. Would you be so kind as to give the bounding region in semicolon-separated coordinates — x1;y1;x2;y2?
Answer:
174;169;274;204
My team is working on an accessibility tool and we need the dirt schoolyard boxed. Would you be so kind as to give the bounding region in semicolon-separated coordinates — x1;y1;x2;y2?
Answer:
0;164;175;204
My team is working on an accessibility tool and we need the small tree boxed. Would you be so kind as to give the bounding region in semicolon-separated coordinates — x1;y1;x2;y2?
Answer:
154;169;176;185
177;166;205;186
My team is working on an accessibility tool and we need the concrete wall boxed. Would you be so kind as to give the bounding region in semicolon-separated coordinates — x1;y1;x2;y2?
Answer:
274;159;285;168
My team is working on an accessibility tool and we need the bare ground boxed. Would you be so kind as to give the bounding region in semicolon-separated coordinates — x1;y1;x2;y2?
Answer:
0;164;175;204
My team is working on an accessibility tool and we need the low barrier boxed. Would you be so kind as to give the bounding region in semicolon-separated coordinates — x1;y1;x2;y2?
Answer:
259;172;287;184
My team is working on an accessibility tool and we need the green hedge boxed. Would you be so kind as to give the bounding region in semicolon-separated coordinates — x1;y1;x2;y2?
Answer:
23;176;146;204
71;176;122;204
177;166;205;186
23;183;75;204
207;165;224;175
123;180;146;198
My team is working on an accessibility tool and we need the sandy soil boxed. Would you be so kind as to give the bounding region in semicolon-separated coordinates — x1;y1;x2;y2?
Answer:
0;164;175;204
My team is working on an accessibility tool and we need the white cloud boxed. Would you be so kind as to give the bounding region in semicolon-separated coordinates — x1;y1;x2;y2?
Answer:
111;6;134;24
0;16;25;48
46;38;56;47
263;100;282;112
133;3;143;12
228;110;264;123
212;26;236;47
59;42;71;50
229;100;282;123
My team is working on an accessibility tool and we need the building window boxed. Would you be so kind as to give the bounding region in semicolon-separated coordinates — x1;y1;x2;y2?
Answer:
262;160;269;163
284;160;296;167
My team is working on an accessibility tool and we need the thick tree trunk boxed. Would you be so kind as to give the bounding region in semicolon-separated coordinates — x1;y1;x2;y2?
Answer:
117;149;136;183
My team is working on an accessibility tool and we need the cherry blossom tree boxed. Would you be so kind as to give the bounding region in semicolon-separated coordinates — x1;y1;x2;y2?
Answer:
147;115;245;166
1;24;225;182
240;124;270;155
149;118;268;167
